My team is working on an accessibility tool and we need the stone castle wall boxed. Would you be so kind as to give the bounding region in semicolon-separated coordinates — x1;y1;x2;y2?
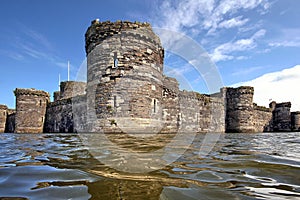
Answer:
5;109;15;133
44;95;87;133
1;20;299;134
14;88;50;133
0;104;8;133
44;98;73;133
253;104;272;132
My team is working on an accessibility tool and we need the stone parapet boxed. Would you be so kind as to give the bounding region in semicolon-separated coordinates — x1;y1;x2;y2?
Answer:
14;88;50;98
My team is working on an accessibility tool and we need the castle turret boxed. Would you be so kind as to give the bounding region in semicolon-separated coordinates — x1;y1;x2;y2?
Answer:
14;88;50;133
85;20;164;132
270;102;291;131
224;86;255;133
0;104;8;133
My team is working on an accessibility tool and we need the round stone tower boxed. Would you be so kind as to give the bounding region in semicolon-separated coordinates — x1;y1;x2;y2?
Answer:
85;20;164;133
0;104;8;133
224;86;255;133
14;88;50;133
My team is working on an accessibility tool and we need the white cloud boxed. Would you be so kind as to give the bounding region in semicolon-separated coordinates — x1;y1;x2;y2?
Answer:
156;0;215;31
232;65;300;111
210;29;266;62
269;41;300;48
218;16;249;29
203;0;270;33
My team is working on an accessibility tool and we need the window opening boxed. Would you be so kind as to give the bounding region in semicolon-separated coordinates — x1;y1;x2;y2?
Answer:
114;96;117;108
114;52;118;68
153;99;157;113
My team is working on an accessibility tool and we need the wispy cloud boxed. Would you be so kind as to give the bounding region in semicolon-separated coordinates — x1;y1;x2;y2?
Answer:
232;65;300;111
21;24;53;51
210;29;266;62
268;28;300;48
0;49;24;61
218;16;249;29
3;24;68;69
152;0;271;63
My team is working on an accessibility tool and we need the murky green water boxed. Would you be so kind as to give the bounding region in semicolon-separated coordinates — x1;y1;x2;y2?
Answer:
0;132;299;200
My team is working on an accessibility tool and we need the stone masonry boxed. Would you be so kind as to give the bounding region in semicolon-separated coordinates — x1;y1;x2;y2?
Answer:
1;20;300;133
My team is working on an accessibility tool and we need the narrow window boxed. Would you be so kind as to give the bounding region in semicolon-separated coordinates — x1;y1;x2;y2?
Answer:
177;113;181;122
153;99;157;113
41;117;44;123
114;52;118;68
3;111;5;116
113;96;117;108
40;100;42;106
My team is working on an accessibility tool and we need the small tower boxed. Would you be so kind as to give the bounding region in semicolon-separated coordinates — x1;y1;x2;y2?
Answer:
291;111;300;131
59;81;86;99
224;86;255;133
0;104;8;133
14;88;50;133
270;102;291;131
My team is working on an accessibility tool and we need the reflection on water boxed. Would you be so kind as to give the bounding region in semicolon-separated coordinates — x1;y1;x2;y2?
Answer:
0;132;299;200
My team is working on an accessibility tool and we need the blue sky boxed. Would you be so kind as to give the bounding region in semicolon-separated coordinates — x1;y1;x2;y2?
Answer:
1;0;300;110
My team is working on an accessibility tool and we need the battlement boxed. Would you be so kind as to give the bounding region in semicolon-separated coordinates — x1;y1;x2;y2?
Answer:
224;86;254;96
14;88;50;98
292;111;300;115
179;90;210;101
253;103;271;112
85;20;162;54
275;102;291;108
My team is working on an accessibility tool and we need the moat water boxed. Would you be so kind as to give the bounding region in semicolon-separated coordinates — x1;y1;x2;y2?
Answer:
0;132;299;200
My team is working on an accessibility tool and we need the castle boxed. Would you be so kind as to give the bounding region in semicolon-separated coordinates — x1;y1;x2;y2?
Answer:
1;20;300;134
